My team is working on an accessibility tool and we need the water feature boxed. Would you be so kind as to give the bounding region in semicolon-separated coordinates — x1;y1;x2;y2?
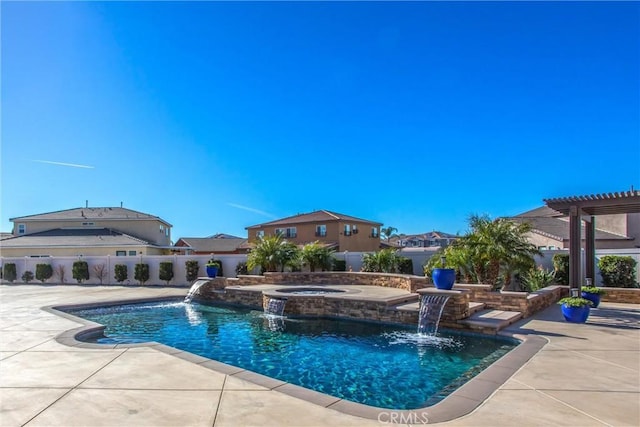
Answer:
418;294;450;336
264;297;287;316
65;299;517;410
184;279;209;303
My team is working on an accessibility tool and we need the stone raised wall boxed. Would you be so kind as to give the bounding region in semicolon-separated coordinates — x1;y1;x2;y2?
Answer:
600;288;640;304
263;272;428;292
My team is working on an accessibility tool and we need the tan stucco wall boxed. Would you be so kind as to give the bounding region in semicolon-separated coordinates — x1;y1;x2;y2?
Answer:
526;232;566;249
594;214;627;237
13;219;171;246
247;221;380;252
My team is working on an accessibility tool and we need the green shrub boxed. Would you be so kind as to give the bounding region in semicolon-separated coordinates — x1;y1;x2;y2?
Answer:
35;264;53;283
397;257;414;275
134;263;150;285
235;261;248;276
582;286;606;295
21;270;34;283
114;264;128;283
552;253;569;286
521;266;556;292
185;260;199;282
362;249;399;273
3;263;17;283
332;259;346;271
72;261;90;284
159;261;174;285
598;255;637;288
558;296;593;307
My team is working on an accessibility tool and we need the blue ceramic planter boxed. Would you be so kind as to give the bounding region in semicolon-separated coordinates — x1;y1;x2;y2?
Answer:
206;266;219;278
581;291;601;308
561;304;590;323
432;268;456;290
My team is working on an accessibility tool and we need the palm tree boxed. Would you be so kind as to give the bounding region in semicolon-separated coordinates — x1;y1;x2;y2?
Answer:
380;226;398;242
440;215;540;290
247;234;301;273
301;242;335;272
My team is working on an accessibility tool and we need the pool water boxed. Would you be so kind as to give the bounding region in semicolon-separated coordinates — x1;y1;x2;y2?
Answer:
66;300;517;409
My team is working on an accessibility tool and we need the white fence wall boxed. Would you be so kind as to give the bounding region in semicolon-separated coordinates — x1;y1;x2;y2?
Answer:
0;254;248;287
1;248;637;286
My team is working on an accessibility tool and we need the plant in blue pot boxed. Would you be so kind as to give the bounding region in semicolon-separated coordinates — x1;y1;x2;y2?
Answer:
558;296;593;323
581;281;606;308
206;258;221;278
432;256;456;290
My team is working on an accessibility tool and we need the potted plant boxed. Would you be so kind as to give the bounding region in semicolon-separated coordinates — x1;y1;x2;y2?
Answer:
581;285;606;308
206;259;221;278
558;296;593;323
432;256;456;290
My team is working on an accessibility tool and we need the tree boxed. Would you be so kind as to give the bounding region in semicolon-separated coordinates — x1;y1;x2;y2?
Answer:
435;214;541;290
380;226;399;242
361;249;400;273
3;263;17;283
21;271;34;283
93;264;108;285
301;241;334;272
114;264;128;283
159;261;174;285
134;263;150;285
247;234;301;273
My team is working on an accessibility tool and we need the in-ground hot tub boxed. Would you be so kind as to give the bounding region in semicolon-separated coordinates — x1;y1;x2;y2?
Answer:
274;287;347;295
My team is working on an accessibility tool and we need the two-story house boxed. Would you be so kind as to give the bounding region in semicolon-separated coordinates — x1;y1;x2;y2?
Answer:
393;231;459;248
1;206;173;257
246;210;382;252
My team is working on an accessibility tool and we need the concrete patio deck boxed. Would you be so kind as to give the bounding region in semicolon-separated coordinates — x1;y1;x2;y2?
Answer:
0;284;638;426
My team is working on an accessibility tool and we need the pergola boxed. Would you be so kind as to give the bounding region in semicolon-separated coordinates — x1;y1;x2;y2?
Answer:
544;190;640;294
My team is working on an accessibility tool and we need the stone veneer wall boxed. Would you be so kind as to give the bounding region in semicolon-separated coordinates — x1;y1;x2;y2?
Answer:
600;288;640;304
262;272;428;293
452;284;566;318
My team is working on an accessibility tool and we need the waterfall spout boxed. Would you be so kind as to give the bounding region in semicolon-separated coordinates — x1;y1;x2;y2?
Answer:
417;294;450;336
184;279;209;303
264;297;287;316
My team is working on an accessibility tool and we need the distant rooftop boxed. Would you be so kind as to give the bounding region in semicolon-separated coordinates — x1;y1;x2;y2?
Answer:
246;210;382;229
0;228;151;248
10;207;172;226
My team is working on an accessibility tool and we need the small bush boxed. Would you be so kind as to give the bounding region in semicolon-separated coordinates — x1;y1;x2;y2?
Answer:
521;266;556;292
72;261;90;284
55;265;66;283
21;270;34;283
159;261;174;285
397;257;414;275
235;261;248;276
35;264;53;283
552;253;569;286
3;263;17;283
114;264;128;283
185;260;199;282
134;263;150;285
558;296;593;307
598;255;637;288
332;259;346;271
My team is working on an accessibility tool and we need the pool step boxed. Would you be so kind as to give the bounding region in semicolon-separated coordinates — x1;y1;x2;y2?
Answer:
385;294;419;308
468;302;486;315
459;309;523;333
393;300;420;312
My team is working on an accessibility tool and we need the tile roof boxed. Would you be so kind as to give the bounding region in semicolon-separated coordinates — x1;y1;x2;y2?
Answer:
10;207;171;226
0;228;152;248
246;210;381;229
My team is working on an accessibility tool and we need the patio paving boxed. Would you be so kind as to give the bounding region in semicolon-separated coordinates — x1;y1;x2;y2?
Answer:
0;284;638;426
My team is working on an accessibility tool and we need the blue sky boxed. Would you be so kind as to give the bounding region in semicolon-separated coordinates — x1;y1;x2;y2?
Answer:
2;1;638;240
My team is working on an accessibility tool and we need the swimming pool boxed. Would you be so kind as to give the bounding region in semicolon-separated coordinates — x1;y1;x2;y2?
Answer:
65;299;517;410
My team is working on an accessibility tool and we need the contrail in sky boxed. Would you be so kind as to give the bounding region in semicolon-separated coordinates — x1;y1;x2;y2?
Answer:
31;159;95;169
227;203;277;219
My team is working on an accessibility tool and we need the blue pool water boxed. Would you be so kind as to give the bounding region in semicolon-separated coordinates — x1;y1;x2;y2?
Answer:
66;300;517;409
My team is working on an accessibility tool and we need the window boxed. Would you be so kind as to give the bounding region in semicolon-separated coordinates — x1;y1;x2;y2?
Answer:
315;225;327;237
165;227;170;237
116;251;126;256
160;224;164;233
352;225;358;234
256;230;264;239
276;228;296;238
371;227;379;238
344;224;351;236
17;224;26;235
81;222;95;226
129;251;137;256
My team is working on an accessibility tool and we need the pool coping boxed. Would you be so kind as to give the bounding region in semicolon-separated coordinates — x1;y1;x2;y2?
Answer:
43;296;548;424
